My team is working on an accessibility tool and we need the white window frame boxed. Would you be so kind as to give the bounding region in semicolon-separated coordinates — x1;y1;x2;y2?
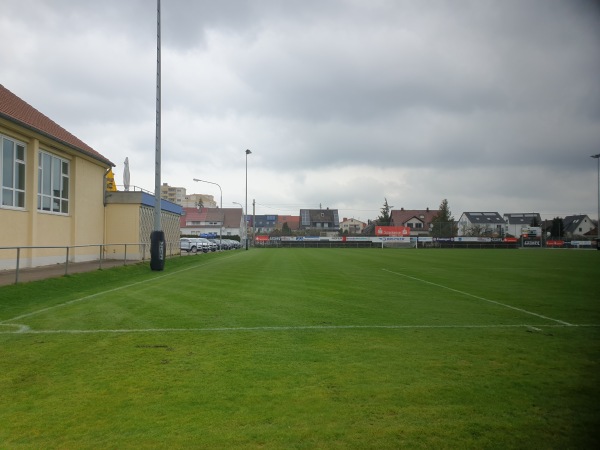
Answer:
38;150;70;214
1;134;26;209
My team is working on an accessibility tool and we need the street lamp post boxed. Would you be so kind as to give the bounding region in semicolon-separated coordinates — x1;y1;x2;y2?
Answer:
193;178;223;250
232;201;245;247
245;149;252;250
592;154;600;249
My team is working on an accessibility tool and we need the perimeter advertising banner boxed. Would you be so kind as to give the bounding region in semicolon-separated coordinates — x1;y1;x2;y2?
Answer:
376;226;411;237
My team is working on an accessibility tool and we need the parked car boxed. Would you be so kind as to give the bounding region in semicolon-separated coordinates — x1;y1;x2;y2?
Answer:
225;239;240;249
196;237;215;252
180;238;199;254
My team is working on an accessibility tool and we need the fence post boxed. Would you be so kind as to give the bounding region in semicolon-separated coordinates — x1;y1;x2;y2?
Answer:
15;247;21;284
124;244;127;265
99;245;103;269
65;247;70;276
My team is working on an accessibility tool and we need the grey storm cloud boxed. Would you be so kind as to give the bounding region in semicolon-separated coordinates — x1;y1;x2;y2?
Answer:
1;0;599;219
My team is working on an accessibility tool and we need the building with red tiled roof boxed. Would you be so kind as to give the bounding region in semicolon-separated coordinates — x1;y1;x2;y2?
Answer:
0;84;113;167
180;207;244;237
1;85;180;269
276;215;300;231
389;208;439;236
340;217;366;234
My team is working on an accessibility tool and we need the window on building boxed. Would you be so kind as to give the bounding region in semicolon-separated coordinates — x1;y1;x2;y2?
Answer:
1;135;26;208
38;151;69;214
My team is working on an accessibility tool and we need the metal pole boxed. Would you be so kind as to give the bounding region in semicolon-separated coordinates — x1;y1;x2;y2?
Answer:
233;202;244;246
245;149;252;250
150;0;165;271
153;0;162;234
15;247;20;284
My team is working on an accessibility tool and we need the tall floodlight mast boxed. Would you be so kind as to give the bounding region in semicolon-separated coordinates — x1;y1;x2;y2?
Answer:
150;0;165;270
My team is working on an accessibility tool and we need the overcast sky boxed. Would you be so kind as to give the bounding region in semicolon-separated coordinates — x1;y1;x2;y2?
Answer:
2;0;599;221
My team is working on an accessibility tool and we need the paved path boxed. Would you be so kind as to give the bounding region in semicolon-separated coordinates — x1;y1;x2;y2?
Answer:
0;259;136;286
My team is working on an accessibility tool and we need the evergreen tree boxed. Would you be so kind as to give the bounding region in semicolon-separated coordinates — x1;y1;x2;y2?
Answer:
377;198;392;226
550;217;564;238
431;198;456;237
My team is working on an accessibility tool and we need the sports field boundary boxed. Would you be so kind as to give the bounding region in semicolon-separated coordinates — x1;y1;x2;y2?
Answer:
2;322;599;335
382;268;573;326
0;252;241;324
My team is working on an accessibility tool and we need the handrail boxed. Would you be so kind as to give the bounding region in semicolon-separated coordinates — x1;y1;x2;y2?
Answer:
0;242;180;284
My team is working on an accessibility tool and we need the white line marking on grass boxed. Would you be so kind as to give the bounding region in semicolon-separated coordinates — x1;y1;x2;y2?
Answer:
382;268;573;326
0;323;30;333
0;254;240;324
2;323;597;335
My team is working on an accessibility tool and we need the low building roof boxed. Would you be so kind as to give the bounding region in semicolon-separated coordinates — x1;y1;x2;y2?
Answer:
461;212;505;224
0;84;114;167
503;213;541;225
181;207;242;228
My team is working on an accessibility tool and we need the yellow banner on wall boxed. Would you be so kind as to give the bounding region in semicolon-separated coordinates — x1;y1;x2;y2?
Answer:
106;169;117;191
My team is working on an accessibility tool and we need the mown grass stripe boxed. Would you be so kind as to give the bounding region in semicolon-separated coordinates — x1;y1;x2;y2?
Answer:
382;268;573;326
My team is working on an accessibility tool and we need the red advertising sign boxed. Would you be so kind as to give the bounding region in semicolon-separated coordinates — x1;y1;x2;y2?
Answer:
546;240;565;247
255;235;269;242
503;237;518;243
376;226;411;236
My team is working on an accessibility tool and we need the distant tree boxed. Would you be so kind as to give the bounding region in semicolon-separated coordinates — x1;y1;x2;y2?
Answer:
530;215;540;227
282;222;292;236
431;198;456;237
377;198;392;226
550;217;564;238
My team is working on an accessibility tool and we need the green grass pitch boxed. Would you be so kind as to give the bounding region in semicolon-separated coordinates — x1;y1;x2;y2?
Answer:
1;248;598;448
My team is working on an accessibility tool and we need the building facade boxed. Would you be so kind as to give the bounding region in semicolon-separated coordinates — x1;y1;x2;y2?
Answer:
389;208;438;236
299;208;340;231
457;212;506;237
180;207;243;237
339;217;366;234
0;84;180;270
503;213;542;237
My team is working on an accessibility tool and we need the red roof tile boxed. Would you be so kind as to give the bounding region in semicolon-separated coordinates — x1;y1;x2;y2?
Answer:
390;209;438;227
0;84;113;167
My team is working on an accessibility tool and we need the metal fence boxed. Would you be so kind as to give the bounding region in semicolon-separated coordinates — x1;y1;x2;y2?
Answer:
0;242;180;284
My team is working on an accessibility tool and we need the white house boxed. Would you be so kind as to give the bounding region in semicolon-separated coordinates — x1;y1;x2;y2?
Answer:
503;213;542;237
457;212;506;237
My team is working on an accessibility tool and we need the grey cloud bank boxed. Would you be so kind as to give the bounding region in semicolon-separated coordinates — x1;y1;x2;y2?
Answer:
1;0;599;220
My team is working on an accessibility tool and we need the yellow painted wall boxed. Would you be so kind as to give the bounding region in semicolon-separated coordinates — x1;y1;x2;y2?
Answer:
105;202;142;260
0;118;111;269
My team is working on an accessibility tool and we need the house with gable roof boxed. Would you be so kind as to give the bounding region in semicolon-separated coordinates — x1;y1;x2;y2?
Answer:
299;208;340;232
180;207;243;237
339;217;366;234
0;84;181;269
562;214;595;238
503;213;542;237
389;208;438;236
457;212;506;237
276;215;300;232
